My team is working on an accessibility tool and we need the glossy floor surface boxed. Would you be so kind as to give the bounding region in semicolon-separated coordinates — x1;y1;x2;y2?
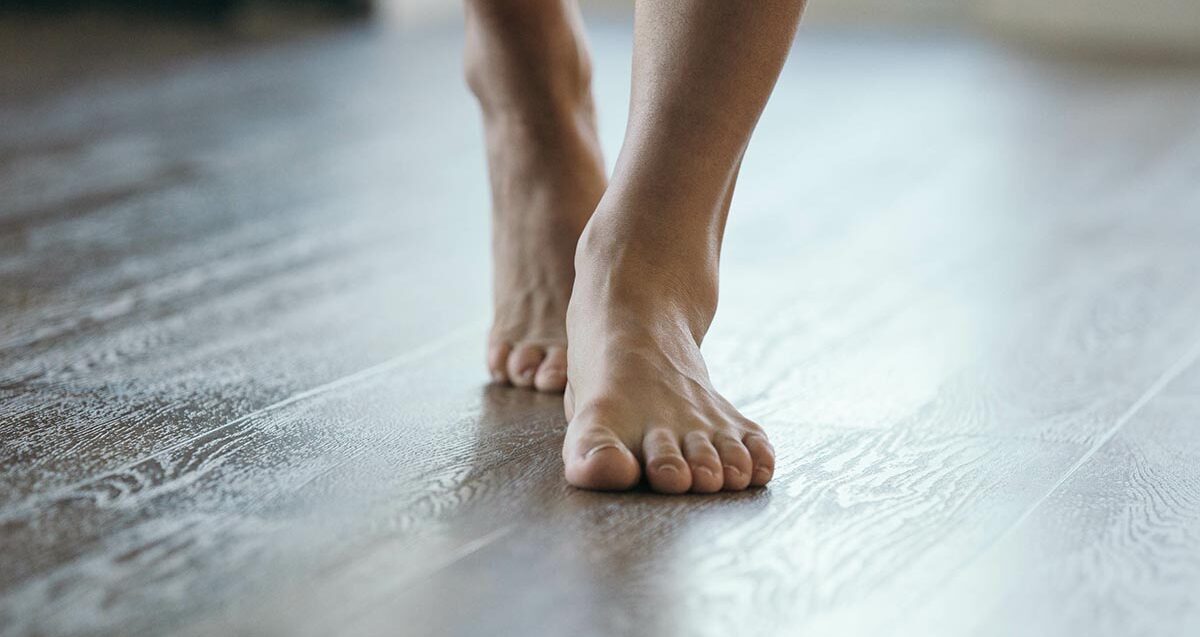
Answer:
2;12;1200;637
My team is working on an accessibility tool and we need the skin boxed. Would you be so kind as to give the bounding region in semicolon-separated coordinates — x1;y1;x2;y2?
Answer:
465;0;805;493
465;0;605;393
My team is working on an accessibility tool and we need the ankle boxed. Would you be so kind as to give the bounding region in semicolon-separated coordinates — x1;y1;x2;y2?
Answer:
575;209;720;341
469;75;596;136
479;98;599;159
483;111;606;228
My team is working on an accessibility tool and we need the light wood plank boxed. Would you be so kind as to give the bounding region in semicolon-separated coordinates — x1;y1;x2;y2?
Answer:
904;351;1200;637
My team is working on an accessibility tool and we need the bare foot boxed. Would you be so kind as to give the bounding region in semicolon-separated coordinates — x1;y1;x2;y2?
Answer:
482;112;604;392
465;1;606;392
561;195;775;494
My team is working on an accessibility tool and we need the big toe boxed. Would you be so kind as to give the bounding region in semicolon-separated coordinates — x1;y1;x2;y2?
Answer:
562;418;640;491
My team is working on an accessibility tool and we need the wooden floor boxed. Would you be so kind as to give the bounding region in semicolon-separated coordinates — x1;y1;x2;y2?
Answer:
2;11;1200;637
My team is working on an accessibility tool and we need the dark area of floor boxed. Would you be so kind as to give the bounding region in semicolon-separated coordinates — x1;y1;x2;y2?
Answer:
1;10;1199;637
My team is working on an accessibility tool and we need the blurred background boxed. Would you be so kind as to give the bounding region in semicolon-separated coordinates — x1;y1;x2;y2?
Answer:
3;0;1197;107
4;0;1199;53
386;0;1200;56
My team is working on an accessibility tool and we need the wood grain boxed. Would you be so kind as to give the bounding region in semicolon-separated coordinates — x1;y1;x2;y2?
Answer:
903;353;1200;637
2;12;1199;637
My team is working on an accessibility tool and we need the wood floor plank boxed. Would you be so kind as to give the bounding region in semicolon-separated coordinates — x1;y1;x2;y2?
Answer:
0;26;493;508
903;352;1200;637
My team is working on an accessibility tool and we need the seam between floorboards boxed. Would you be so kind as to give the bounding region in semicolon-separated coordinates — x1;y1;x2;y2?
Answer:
334;525;516;633
899;329;1200;627
0;320;484;520
987;331;1200;551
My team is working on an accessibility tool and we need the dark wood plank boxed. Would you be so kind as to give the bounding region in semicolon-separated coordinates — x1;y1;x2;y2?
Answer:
0;21;490;508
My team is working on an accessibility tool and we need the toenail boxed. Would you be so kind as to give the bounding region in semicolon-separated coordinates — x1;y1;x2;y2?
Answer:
755;466;772;478
723;465;742;477
584;443;622;459
694;466;717;479
492;370;506;383
653;463;679;474
519;368;535;382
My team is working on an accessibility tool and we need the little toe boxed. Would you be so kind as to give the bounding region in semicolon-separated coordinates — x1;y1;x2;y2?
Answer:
533;346;567;393
713;433;753;491
506;344;545;389
743;432;776;487
563;419;640;491
642;429;692;494
682;431;724;493
487;341;512;384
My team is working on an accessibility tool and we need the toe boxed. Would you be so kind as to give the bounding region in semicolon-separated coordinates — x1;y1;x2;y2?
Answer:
642;429;692;494
682;431;724;493
533;346;567;393
743;432;776;487
563;418;640;491
713;433;753;491
506;344;545;389
487;341;512;384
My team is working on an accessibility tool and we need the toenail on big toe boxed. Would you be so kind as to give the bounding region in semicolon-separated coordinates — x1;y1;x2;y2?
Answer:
585;443;622;459
566;441;640;492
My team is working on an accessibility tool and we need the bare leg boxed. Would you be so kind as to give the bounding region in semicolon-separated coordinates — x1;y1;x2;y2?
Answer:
562;0;805;493
464;0;606;392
